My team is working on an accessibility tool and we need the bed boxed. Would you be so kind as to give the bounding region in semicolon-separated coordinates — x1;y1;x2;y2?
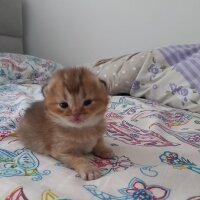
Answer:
1;48;200;199
1;1;200;200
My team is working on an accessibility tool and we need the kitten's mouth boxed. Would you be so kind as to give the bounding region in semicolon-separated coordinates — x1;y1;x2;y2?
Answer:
70;117;83;124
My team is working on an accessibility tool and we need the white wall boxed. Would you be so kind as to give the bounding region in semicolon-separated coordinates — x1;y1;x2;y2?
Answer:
23;0;200;66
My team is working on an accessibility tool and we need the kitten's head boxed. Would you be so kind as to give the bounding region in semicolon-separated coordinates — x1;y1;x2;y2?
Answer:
42;67;109;128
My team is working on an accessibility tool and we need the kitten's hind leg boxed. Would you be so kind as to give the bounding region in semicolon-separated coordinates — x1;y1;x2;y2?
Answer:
93;137;114;159
51;152;101;180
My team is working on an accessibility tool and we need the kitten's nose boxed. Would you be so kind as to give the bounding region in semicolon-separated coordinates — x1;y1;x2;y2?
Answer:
71;109;81;118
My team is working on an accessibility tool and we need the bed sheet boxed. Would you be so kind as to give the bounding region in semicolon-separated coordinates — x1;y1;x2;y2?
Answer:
0;83;200;200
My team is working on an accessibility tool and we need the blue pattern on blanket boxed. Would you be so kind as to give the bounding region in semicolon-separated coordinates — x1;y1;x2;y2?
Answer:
84;177;170;200
0;148;50;181
0;84;42;135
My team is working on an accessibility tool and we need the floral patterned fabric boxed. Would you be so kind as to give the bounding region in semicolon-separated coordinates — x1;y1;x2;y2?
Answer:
130;45;200;114
87;44;200;113
1;53;200;199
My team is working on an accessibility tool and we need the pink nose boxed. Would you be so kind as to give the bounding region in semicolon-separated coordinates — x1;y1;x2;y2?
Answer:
71;110;81;119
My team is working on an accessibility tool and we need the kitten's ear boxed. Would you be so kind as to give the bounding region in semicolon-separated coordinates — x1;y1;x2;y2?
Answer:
99;79;107;90
41;84;48;97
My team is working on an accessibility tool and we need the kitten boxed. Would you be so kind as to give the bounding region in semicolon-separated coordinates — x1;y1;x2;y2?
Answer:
16;67;114;180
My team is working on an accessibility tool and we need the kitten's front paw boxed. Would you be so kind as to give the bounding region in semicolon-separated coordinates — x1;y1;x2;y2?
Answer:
79;166;101;181
94;148;115;159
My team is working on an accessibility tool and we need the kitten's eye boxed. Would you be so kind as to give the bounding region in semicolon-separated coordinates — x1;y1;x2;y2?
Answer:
83;99;93;106
59;102;69;109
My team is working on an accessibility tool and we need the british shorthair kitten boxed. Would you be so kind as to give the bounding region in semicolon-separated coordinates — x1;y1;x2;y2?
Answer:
16;67;114;180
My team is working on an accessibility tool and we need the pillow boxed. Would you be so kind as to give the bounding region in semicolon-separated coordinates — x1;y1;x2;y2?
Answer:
0;53;63;85
85;52;145;94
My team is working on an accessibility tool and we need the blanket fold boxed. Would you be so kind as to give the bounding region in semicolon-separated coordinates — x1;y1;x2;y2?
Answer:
87;43;200;113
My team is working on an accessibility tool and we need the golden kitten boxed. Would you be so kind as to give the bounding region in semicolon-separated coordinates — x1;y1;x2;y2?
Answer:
16;67;114;180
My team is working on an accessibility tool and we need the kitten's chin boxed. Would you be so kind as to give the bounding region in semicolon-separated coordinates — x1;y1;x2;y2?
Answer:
50;115;103;128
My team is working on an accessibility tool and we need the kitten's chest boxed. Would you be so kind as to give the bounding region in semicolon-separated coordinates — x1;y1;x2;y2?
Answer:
53;128;101;154
75;136;97;154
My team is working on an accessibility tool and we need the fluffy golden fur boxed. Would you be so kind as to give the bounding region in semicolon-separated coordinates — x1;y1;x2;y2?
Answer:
16;67;114;180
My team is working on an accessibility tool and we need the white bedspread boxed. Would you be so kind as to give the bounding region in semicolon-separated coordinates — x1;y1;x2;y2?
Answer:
1;83;200;199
